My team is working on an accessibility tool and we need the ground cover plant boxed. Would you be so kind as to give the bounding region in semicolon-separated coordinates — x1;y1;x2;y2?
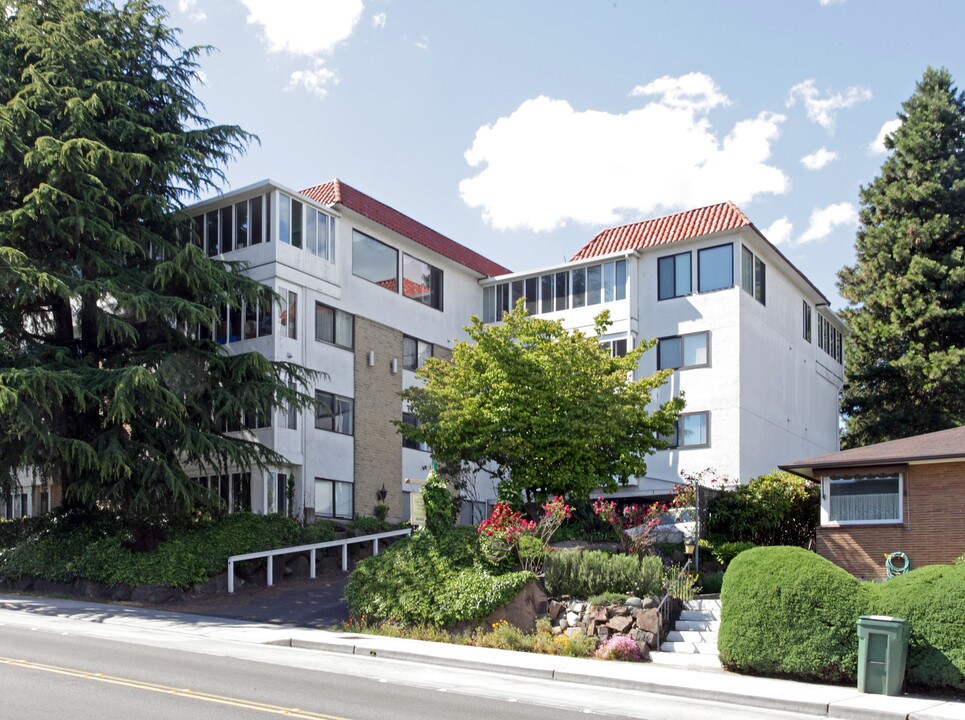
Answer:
543;549;663;598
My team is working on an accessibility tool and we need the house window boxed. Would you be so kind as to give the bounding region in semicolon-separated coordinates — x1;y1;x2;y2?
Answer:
403;253;443;310
235;200;248;249
220;206;233;254
279;289;297;339
741;246;766;304
523;276;538;315
315;302;354;349
496;282;510;319
206;210;219;256
306;207;336;262
267;472;288;516
315;478;353;519
658;332;709;370
403;335;433;370
586;265;602;306
278;194;303;249
353;230;398;291
243;403;271;430
667;412;709;448
600;338;629;357
658;252;691;300
555;272;569;311
483;285;496;322
803;301;812;342
603;259;628;302
698;244;733;293
402;412;429;451
231;472;251;512
540;275;554;313
822;474;902;525
315;391;354;435
817;314;843;364
571;267;586;308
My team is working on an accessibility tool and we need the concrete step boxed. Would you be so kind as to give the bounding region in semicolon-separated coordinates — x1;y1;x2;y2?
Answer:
679;609;719;622
675;619;719;632
665;630;719;644
686;599;721;611
649;651;723;669
659;641;720;655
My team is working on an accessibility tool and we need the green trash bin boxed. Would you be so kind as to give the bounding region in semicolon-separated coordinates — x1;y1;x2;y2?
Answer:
857;615;910;696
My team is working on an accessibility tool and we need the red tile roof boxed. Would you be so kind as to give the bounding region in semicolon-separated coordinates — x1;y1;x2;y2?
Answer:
300;179;510;278
781;426;965;478
570;201;752;261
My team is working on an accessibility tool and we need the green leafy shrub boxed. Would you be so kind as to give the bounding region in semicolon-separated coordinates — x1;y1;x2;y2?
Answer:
711;541;756;568
351;516;390;535
299;521;336;544
587;592;629;606
706;471;817;547
719;546;866;683
345;528;533;626
0;516;52;549
868;563;965;694
421;470;455;536
543;550;663;598
697;572;724;595
552;500;615;543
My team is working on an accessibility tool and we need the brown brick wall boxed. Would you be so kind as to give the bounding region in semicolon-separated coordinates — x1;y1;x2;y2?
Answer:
354;317;404;521
816;461;965;578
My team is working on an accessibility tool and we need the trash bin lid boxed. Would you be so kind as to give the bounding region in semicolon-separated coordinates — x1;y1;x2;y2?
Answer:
860;615;901;622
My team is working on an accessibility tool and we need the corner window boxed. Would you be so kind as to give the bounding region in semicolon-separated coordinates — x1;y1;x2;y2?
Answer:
402;412;429;451
658;332;709;370
315;391;354;435
279;289;297;340
741;246;766;304
315;302;354;349
403;335;433;370
353;230;398;291
658;252;692;300
822;474;901;525
803;301;812;342
315;478;353;519
667;412;709;448
698;243;733;293
403;253;443;310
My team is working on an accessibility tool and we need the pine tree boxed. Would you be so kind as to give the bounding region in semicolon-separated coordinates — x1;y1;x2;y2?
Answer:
0;1;314;516
838;67;965;447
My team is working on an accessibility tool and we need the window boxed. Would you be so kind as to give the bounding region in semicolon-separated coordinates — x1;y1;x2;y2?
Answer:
823;474;901;525
658;252;691;300
817;314;843;364
278;194;303;249
403;253;443;310
279;289;297;339
315;391;354;435
555;272;569;311
353;230;398;291
243;403;271;430
586;265;602;306
540;275;554;313
524;276;538;315
403;335;433;370
698;244;733;293
306;207;335;262
206;210;219;256
251;195;265;245
268;472;288;516
496;282;510;319
315;302;353;349
402;412;429;451
741;246;766;304
315;478;353;519
571;267;586;307
235;200;248;249
220;206;233;254
600;338;629;357
231;472;252;512
658;332;709;370
803;301;812;342
667;412;710;448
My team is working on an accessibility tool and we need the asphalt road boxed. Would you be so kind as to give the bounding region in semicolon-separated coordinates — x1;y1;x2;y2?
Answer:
0;615;824;720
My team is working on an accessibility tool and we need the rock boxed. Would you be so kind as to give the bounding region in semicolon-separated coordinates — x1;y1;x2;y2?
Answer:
635;641;652;661
564;627;584;638
596;626;611;641
607;615;634;633
484;580;548;633
630;628;657;649
559;617;569;630
111;583;132;601
570;602;584;614
641;596;657;609
611;605;631;617
72;579;105;599
566;611;580;627
287;554;311;579
591;606;608;623
634;608;660;636
33;579;73;596
547;599;564;620
587;619;597;636
131;584;183;605
551;625;563;635
625;596;643;609
192;572;230;597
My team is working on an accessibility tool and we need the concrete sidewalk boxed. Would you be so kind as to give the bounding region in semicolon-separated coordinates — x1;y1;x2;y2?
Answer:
0;594;962;720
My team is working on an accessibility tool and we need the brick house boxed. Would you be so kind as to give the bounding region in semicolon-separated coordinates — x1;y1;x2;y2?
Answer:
781;426;965;579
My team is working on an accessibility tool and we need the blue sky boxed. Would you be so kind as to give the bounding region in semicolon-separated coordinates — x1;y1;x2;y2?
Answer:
164;0;963;311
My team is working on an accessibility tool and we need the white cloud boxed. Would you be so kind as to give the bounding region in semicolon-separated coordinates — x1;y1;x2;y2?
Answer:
796;203;858;245
630;72;730;112
414;35;429;51
764;217;794;245
177;0;205;22
460;75;790;233
372;12;386;29
868;118;903;155
786;79;872;131
287;62;339;99
819;0;846;5
800;147;838;170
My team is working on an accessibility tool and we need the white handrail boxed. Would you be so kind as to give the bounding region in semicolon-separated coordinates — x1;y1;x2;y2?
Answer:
227;527;412;593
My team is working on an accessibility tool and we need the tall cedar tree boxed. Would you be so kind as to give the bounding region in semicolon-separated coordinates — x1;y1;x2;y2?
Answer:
399;303;684;502
838;67;965;447
0;1;315;516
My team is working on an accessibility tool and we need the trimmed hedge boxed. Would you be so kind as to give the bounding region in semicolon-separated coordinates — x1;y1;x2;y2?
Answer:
543;549;663;598
719;546;866;683
720;546;965;694
344;528;534;626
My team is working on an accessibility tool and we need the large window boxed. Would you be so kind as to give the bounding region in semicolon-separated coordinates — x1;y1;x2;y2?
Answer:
698;244;733;293
279;289;297;340
658;332;709;370
658;252;692;300
278;194;304;249
403;335;433;370
403;253;443;310
315;478;353;519
741;246;766;304
353;230;398;291
315;391;354;435
666;412;709;448
402;412;429;451
306;207;336;262
315;302;354;349
817;314;844;364
823;474;901;525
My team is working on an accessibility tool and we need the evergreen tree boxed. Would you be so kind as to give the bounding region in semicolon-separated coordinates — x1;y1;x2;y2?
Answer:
0;0;314;516
838;67;965;447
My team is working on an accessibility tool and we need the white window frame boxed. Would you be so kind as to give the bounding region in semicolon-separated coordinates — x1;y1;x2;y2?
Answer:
820;473;904;527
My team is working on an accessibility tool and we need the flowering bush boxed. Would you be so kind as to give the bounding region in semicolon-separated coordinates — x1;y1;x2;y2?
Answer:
477;497;572;573
594;634;642;662
592;498;666;557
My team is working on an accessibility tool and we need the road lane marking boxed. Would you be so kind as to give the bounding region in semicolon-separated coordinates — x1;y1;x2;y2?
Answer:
0;656;348;719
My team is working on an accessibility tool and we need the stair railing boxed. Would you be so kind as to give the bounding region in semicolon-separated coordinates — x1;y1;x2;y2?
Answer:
655;558;691;645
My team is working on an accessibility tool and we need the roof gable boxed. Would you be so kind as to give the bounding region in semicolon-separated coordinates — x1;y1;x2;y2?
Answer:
300;179;510;278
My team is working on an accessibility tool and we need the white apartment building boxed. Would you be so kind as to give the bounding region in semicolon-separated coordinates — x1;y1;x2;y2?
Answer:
479;202;847;500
